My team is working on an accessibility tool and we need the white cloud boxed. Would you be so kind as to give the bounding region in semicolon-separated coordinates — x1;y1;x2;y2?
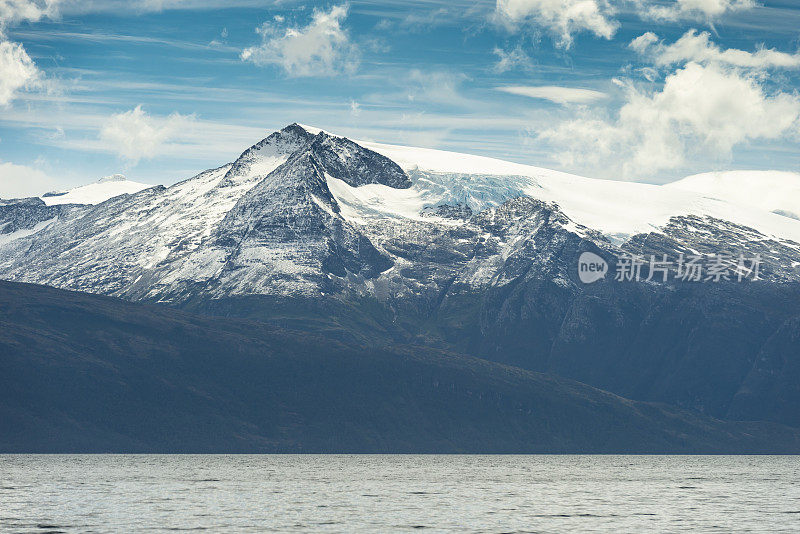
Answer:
497;85;607;104
494;0;757;46
55;1;289;14
629;31;659;54
0;0;59;29
496;0;618;48
405;69;472;109
396;7;450;33
240;4;358;77
539;9;800;178
640;0;756;21
492;45;534;73
540;62;800;178
138;0;166;11
99;105;196;163
631;30;800;69
0;0;60;106
0;160;58;198
0;40;39;105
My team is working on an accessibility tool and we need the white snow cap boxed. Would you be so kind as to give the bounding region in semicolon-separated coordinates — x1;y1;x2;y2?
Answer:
41;175;154;206
665;171;800;221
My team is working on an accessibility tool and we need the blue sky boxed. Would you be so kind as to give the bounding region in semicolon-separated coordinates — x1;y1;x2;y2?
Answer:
1;0;799;196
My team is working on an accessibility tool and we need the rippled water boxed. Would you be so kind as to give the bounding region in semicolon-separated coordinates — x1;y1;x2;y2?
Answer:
2;455;799;533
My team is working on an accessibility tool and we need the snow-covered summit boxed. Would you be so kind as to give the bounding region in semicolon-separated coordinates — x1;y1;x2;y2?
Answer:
42;175;154;206
665;171;800;221
98;174;128;183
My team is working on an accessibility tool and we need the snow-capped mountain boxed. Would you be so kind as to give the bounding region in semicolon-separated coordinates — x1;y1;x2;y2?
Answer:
2;123;800;426
2;121;800;299
0;174;155;250
2;121;799;295
41;174;154;206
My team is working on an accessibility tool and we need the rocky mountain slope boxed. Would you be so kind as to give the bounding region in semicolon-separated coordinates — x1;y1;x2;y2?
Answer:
2;123;800;429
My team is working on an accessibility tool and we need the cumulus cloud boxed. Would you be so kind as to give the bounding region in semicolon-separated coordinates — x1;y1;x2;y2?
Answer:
495;0;618;48
0;40;39;106
631;30;800;69
539;25;800;178
0;160;58;199
492;45;534;73
540;62;800;177
0;0;59;29
99;105;196;163
240;4;358;77
0;0;60;106
629;31;659;54
639;0;756;21
497;85;607;104
496;0;758;47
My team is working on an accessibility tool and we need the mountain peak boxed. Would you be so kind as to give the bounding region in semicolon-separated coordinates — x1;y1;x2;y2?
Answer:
291;123;326;135
97;174;127;184
221;123;410;192
217;123;318;189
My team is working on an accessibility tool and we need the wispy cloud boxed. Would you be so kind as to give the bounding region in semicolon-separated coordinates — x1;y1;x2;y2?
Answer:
496;85;607;104
11;29;240;54
492;45;534;73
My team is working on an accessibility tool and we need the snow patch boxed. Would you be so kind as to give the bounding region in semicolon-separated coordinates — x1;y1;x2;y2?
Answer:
327;175;430;222
42;177;154;206
0;217;57;245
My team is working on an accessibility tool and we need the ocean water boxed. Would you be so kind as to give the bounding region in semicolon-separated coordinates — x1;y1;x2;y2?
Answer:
1;455;799;533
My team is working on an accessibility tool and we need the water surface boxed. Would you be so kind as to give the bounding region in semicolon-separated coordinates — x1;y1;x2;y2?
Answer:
2;455;799;532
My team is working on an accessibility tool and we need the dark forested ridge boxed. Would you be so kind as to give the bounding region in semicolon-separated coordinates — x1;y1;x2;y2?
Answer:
2;280;799;454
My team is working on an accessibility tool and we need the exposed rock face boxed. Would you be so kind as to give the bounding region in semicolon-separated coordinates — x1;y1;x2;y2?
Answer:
0;198;73;235
309;132;411;189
